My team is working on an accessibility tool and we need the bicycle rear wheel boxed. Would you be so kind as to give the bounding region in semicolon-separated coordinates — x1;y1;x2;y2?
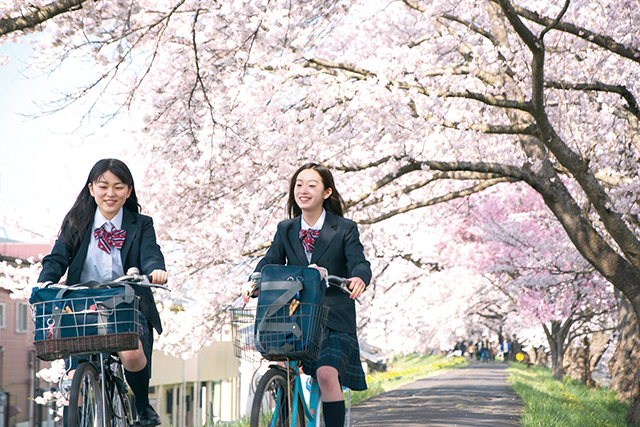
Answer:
67;362;104;427
250;368;304;427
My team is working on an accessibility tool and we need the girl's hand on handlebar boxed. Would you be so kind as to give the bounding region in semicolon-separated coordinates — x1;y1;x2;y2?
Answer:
241;281;258;303
150;269;168;285
308;264;328;280
347;276;366;300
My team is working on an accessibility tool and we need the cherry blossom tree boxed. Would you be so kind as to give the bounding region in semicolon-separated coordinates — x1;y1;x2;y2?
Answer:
3;0;640;419
444;184;617;379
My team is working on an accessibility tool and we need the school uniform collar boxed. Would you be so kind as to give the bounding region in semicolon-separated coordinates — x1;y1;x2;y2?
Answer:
93;207;124;231
288;210;339;265
301;209;326;231
90;208;137;264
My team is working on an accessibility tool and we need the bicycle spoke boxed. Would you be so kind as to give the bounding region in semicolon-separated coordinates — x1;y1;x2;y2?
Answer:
68;362;103;427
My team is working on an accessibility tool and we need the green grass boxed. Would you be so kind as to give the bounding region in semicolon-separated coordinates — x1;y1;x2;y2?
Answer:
508;362;631;427
350;354;468;406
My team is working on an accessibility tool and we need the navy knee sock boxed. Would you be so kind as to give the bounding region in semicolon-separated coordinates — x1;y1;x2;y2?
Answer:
124;366;150;414
322;400;345;427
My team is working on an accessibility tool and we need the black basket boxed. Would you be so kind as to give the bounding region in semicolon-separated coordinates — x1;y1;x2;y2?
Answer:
31;295;141;361
231;303;329;362
230;308;263;363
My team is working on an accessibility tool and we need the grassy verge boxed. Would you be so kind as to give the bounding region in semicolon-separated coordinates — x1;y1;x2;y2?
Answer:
508;362;630;427
350;354;467;406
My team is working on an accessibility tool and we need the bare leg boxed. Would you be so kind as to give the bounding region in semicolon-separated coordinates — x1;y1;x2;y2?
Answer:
316;366;343;401
316;366;345;427
118;339;147;372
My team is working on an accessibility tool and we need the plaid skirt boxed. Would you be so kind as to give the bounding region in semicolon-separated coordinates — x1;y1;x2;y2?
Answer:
302;328;367;391
138;312;154;373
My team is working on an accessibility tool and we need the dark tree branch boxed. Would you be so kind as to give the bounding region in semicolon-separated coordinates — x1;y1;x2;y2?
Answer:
357;177;515;225
546;80;640;120
305;56;532;112
0;0;87;37
493;0;640;64
539;0;570;41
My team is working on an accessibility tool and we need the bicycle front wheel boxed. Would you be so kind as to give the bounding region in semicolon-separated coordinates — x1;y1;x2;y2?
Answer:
108;375;133;427
67;362;104;427
250;368;304;427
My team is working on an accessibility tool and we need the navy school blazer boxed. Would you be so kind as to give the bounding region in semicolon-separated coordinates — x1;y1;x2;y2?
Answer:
38;208;166;334
255;210;372;334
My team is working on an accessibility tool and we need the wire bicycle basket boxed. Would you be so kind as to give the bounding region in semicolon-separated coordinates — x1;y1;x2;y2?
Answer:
31;287;142;361
231;303;329;362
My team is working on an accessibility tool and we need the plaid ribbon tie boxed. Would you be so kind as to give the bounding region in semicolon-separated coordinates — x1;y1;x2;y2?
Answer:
94;225;126;254
299;229;320;254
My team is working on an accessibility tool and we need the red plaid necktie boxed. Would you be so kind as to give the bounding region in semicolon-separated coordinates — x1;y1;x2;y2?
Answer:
299;229;320;254
94;225;126;254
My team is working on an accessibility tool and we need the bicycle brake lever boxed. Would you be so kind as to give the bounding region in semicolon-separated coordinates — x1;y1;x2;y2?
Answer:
339;280;361;305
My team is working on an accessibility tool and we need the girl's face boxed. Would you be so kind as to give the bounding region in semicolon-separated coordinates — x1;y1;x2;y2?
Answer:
88;170;132;220
294;169;332;214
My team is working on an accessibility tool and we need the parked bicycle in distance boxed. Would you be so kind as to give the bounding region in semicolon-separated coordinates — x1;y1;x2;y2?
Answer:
30;268;169;427
231;267;355;427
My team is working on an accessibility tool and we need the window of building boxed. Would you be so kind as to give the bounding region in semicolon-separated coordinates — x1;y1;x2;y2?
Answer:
166;389;173;415
0;303;6;329
16;302;28;333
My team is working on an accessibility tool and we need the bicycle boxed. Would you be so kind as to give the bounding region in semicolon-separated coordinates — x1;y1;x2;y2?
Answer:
231;272;356;427
30;268;170;427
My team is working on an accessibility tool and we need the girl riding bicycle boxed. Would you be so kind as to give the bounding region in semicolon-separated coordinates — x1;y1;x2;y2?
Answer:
243;162;372;427
37;158;167;427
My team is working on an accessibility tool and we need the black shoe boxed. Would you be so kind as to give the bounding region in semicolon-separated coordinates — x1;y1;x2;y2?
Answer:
137;406;161;427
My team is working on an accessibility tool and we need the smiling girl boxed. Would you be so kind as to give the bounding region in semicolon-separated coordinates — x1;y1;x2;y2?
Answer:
38;158;167;426
243;162;372;427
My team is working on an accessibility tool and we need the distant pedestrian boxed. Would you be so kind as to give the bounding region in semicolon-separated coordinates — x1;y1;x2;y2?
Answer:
480;338;490;362
501;339;511;363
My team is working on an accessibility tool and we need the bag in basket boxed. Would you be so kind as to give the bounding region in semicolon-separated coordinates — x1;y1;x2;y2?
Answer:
254;265;328;360
30;282;139;342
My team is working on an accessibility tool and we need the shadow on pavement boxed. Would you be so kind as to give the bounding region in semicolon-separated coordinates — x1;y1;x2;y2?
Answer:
349;360;523;426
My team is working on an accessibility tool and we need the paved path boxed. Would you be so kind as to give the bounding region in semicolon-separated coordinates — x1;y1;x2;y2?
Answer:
349;360;523;426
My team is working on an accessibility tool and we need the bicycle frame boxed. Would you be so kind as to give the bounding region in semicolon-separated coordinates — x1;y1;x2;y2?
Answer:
271;361;322;427
99;356;109;426
66;353;132;427
238;270;356;427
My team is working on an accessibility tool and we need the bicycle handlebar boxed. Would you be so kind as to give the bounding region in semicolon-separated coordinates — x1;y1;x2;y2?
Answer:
114;268;171;291
248;271;360;303
42;267;171;292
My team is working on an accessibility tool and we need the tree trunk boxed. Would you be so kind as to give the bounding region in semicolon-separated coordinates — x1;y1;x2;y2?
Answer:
552;349;564;381
608;290;640;422
544;321;567;381
627;362;640;424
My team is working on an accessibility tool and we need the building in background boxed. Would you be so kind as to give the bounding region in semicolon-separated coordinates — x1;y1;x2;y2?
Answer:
149;340;239;426
0;231;55;427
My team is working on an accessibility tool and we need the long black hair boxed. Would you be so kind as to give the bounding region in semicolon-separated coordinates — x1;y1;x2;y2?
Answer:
58;159;140;253
286;163;346;219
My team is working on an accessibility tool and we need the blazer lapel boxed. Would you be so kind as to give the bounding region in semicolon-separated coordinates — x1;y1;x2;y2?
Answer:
120;209;137;264
287;217;309;266
311;211;338;264
68;226;93;283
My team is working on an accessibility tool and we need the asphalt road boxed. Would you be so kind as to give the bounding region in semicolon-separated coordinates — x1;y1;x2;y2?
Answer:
348;360;523;426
